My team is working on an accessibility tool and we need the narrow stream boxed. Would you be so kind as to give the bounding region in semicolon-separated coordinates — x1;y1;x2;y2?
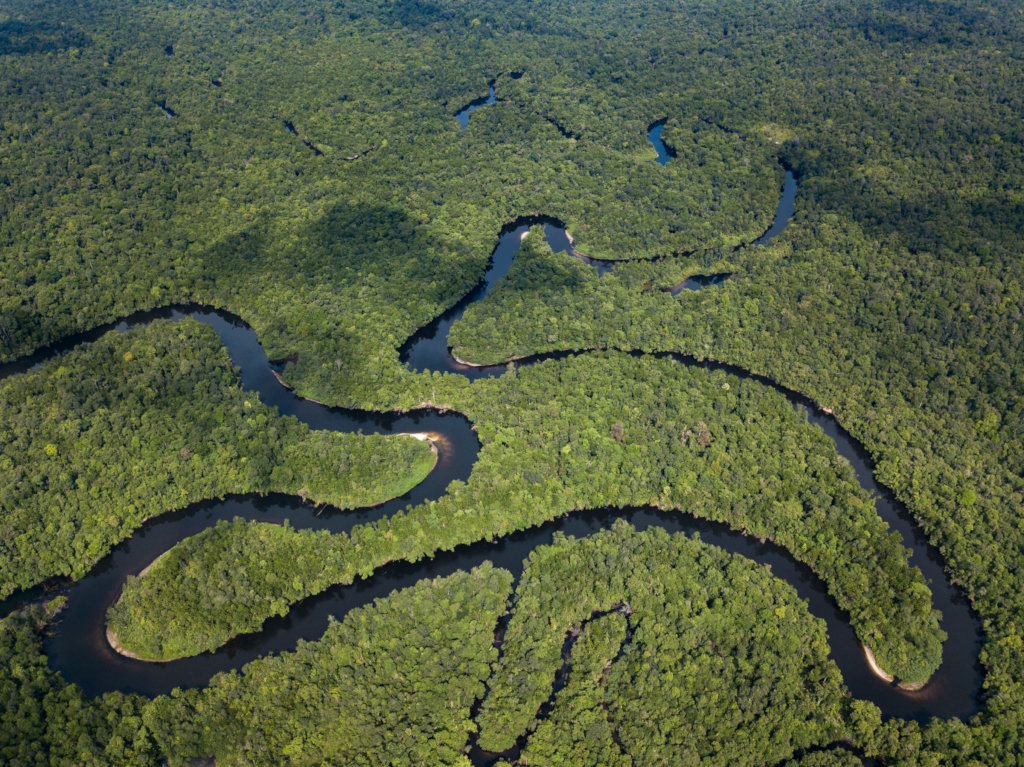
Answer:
754;169;797;247
666;272;732;296
156;99;177;119
647;119;673;165
646;116;797;250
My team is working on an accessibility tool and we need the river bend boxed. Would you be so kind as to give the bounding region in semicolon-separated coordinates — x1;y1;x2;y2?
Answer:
0;164;982;724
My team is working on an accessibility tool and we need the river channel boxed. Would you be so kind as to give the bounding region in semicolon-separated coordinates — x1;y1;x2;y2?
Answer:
0;156;981;725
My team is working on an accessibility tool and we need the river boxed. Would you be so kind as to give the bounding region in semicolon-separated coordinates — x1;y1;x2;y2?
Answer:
0;150;982;725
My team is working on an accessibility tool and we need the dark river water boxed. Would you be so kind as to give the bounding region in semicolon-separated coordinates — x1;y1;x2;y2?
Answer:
456;82;497;129
647;119;673;165
0;148;982;725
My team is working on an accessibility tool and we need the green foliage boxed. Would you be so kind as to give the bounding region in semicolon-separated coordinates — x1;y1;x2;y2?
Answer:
272;427;435;508
0;0;778;381
108;519;355;660
2;0;1024;761
0;319;433;597
0;566;511;766
0;607;160;766
147;564;512;766
781;747;866;767
44;595;66;615
477;523;849;764
109;352;942;679
515;612;632;767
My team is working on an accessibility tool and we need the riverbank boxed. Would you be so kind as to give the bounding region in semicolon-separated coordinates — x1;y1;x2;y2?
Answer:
19;189;976;718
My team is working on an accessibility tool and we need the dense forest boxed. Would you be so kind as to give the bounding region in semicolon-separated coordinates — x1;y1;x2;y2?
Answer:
1;565;513;765
475;524;851;762
1;0;1023;762
109;351;943;683
0;527;868;765
0;319;434;598
0;525;979;764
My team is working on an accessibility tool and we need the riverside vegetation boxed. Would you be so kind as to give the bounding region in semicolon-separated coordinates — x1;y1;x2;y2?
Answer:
1;565;513;766
1;0;1023;763
108;348;943;684
0;527;897;766
478;524;851;764
0;319;434;597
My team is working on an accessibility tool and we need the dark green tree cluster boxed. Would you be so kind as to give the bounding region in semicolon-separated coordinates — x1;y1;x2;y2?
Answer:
147;564;512;766
1;564;511;766
107;519;356;660
512;611;632;767
477;522;850;764
782;747;867;767
0;606;153;766
109;351;941;680
396;6;1024;723
0;538;1011;765
2;0;1024;761
0;0;784;407
0;319;433;597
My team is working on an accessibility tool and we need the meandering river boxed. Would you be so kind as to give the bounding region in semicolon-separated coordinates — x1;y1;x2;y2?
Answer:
0;157;981;725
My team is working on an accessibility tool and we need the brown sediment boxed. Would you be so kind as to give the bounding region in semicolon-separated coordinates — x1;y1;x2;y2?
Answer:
416;401;453;414
137;549;171;579
106;549;178;659
899;678;927;691
107;627;149;660
406;432;441;472
862;643;895;683
451;350;550;368
452;353;482;367
409;430;446;449
271;369;294;390
864;643;930;689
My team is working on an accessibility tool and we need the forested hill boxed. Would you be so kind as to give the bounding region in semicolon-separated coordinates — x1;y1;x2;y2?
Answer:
1;0;1023;763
